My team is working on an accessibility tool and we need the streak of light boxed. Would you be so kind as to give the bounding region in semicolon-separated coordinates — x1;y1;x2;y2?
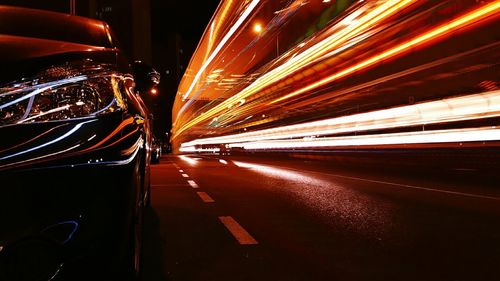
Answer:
0;120;94;161
178;0;261;104
95;127;140;151
205;0;234;62
81;117;135;152
173;0;416;138
229;127;500;150
0;142;82;170
274;0;308;14
18;104;71;123
0;125;65;154
219;159;228;165
271;1;500;103
0;76;87;110
180;146;221;153
181;91;500;147
97;139;143;166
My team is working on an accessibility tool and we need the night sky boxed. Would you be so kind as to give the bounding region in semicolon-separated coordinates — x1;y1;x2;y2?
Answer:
150;0;221;139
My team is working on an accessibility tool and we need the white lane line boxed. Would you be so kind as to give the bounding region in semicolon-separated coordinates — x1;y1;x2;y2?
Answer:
312;171;500;201
196;192;215;203
179;169;184;172
187;180;199;189
181;173;189;178
219;216;258;245
246;162;500;202
219;159;228;165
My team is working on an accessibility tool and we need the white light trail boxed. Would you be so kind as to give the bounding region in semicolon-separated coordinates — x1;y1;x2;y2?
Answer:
181;91;500;147
230;127;500;150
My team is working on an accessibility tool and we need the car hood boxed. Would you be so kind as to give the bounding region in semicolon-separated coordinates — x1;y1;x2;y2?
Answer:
0;34;124;85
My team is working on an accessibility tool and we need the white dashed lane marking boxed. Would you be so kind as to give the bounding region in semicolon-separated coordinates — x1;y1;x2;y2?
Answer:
197;192;215;203
181;174;189;178
187;180;199;188
219;216;258;245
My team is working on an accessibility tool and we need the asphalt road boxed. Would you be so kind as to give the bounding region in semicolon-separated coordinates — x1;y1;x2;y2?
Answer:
141;154;500;281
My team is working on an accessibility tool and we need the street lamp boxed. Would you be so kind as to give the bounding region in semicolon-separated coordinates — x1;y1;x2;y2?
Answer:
253;22;263;34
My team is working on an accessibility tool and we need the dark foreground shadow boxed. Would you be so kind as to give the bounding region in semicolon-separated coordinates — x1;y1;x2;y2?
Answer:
141;207;169;281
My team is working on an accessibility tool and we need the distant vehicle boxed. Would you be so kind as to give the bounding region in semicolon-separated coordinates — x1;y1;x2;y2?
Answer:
0;6;158;280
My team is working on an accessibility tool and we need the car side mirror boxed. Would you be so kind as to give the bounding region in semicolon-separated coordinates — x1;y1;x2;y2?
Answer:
131;61;160;94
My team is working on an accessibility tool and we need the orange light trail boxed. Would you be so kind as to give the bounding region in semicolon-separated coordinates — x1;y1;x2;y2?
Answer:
180;0;261;101
271;1;500;104
173;0;418;138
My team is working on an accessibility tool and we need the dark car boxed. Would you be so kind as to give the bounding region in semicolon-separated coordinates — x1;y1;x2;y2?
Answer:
0;6;157;280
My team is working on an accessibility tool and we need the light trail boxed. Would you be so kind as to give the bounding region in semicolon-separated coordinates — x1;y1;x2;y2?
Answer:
227;127;500;150
181;90;500;147
173;0;418;139
271;1;500;103
176;0;261;118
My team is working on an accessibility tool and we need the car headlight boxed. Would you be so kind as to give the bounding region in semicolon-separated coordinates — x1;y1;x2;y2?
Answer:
0;65;128;127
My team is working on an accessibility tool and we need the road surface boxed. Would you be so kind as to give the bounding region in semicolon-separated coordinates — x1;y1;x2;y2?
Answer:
142;154;500;281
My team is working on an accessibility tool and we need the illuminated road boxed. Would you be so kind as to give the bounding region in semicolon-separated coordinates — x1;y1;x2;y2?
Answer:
142;154;500;281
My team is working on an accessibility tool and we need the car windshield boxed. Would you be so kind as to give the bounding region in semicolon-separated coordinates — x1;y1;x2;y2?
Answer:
0;6;113;47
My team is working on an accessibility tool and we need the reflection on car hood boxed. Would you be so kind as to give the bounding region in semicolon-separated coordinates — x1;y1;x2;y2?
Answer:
0;35;107;61
0;35;124;85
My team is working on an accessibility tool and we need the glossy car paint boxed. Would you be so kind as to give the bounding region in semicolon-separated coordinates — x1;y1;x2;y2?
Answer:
0;6;151;280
